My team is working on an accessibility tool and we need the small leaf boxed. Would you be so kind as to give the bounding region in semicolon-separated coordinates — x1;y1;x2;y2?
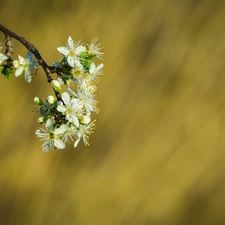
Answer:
1;65;13;79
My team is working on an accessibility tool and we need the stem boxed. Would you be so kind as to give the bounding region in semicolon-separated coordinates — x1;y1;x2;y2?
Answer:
0;24;61;100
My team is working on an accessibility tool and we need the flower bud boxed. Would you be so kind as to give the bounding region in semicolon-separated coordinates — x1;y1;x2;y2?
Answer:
51;80;61;92
37;116;45;124
33;96;43;105
12;60;19;68
46;95;56;104
40;106;51;116
80;115;91;125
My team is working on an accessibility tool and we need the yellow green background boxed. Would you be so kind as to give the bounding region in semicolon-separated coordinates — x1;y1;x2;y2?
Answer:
1;0;225;224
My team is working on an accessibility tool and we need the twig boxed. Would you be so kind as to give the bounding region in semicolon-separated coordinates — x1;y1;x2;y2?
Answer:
0;24;61;99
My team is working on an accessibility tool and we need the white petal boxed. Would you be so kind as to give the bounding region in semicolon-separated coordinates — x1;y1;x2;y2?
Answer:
68;36;74;49
57;47;69;56
67;56;75;67
15;66;24;77
35;129;47;138
75;46;85;55
18;55;25;64
25;70;32;83
72;116;79;127
26;51;33;60
45;119;53;131
55;124;68;135
57;105;66;113
97;63;104;70
74;138;81;147
0;53;8;61
54;138;65;149
67;88;76;97
89;63;96;74
42;140;52;153
62;92;71;106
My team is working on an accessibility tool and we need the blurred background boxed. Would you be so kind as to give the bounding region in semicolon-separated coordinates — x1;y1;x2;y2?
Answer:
1;0;225;224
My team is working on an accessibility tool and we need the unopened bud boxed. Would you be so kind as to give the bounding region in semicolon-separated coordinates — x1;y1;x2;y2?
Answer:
37;116;45;124
13;60;19;68
80;115;91;125
51;80;61;92
34;96;43;105
40;106;51;116
46;95;56;104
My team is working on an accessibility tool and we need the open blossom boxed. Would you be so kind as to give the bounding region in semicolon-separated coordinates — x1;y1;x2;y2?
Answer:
35;119;67;153
0;46;8;65
89;62;104;82
67;87;98;115
87;39;104;59
14;51;37;83
57;92;83;127
57;36;85;68
74;121;95;147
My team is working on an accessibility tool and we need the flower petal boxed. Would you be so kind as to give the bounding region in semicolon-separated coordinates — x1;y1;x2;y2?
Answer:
74;138;81;147
57;105;66;113
15;66;24;77
72;116;79;127
67;56;75;67
25;70;32;83
45;119;53;131
55;124;68;135
68;36;74;48
62;92;71;106
54;138;65;149
89;62;96;74
18;55;25;64
57;47;69;56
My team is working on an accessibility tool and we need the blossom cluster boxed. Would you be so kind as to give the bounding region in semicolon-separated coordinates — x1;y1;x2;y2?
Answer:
35;37;103;152
0;36;103;152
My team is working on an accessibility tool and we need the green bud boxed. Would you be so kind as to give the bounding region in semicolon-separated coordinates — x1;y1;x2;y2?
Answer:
34;96;43;105
12;60;19;68
1;65;13;79
40;106;51;116
80;116;91;125
46;95;56;104
37;116;45;124
51;80;61;92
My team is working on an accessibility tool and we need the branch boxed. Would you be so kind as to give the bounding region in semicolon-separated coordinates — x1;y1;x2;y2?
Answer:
0;24;62;99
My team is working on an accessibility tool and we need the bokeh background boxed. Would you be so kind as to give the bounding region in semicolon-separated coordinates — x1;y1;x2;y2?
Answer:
1;0;225;224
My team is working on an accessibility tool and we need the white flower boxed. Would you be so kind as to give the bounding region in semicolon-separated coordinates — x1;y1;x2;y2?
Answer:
87;38;104;59
59;123;77;144
0;46;8;65
76;76;97;96
74;121;95;147
67;87;98;115
57;92;83;127
57;36;86;68
89;62;104;82
35;119;66;152
14;51;38;83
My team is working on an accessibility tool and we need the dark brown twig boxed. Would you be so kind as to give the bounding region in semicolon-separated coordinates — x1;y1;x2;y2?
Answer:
0;24;61;100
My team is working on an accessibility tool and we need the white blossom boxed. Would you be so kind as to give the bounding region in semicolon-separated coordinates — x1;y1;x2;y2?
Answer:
14;51;37;83
87;38;104;59
57;36;85;68
35;119;66;152
57;92;83;127
74;121;95;147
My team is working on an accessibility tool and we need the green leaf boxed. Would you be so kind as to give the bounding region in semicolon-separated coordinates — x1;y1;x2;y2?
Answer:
1;65;13;79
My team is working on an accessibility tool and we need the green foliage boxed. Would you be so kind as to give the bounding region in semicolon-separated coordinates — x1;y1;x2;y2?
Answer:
1;64;13;79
